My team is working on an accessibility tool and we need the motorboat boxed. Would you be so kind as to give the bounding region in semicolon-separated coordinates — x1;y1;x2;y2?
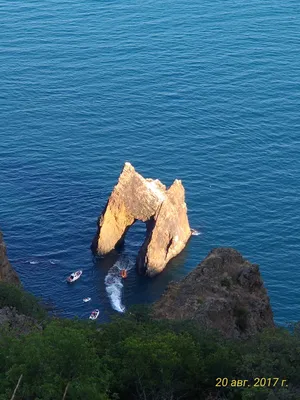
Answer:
83;297;91;302
66;270;82;283
89;309;100;320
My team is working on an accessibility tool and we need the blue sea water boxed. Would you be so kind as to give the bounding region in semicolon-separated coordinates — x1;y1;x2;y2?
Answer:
1;0;299;325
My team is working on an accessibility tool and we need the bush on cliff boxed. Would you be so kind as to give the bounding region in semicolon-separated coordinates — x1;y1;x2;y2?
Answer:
0;306;299;399
0;319;110;400
0;282;47;321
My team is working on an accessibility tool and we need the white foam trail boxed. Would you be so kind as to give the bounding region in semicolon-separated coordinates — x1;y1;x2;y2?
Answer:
24;258;59;266
105;257;134;313
105;276;125;313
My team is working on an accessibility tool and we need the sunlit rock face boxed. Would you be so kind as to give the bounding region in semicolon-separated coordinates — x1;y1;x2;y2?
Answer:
0;230;20;285
92;162;191;276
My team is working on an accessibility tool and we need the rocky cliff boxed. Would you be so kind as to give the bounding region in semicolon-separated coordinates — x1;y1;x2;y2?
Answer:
0;230;20;285
152;248;274;338
92;162;191;276
0;306;41;335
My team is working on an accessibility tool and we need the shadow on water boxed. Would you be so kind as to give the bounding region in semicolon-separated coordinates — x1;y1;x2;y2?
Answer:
90;219;191;318
93;250;121;273
129;242;191;305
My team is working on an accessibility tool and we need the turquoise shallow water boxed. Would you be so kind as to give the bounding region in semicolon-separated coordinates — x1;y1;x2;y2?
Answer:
1;0;300;324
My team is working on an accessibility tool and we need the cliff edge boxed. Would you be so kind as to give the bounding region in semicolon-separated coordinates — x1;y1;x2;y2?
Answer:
0;230;20;285
152;248;274;338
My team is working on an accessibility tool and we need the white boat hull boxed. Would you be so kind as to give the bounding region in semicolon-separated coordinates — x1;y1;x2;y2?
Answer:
67;270;82;283
89;309;100;320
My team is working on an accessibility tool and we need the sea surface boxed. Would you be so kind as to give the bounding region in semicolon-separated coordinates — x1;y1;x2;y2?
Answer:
1;0;299;325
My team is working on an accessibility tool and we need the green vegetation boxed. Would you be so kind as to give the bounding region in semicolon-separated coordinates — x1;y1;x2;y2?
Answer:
0;282;47;321
234;306;249;332
221;277;232;289
0;292;299;399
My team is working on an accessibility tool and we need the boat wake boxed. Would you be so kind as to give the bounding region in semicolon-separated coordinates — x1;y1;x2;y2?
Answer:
104;257;134;313
15;258;59;266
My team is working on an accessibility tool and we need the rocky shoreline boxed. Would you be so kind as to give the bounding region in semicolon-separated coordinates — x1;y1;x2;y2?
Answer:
1;227;274;339
0;230;20;285
152;247;274;338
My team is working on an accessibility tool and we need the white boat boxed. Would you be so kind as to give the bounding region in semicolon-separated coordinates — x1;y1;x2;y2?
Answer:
89;309;100;320
66;270;82;283
83;297;91;303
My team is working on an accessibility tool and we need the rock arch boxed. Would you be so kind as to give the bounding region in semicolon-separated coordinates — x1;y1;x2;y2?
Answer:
91;163;191;276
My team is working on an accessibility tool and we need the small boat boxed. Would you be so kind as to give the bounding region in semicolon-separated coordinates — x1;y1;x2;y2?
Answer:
89;309;100;320
66;270;82;283
120;269;127;279
83;297;91;303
